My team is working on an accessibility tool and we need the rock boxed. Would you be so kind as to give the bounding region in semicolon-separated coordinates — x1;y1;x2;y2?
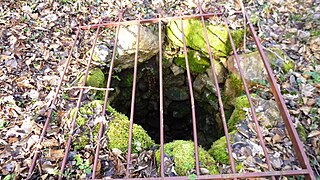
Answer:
117;25;162;69
167;19;244;57
192;61;225;95
173;49;210;73
155;140;218;176
163;73;185;88
80;68;105;88
227;95;281;131
193;74;207;94
170;63;185;76
297;30;310;41
257;99;281;128
225;48;295;102
89;44;111;66
227;48;295;83
223;74;244;106
164;87;189;101
89;25;162;70
206;60;227;84
66;100;155;152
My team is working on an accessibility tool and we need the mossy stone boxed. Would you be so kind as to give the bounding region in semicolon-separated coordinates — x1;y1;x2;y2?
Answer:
80;68;105;88
167;19;244;57
173;50;210;73
227;94;257;131
208;136;230;165
155;140;218;176
69;100;103;150
106;104;155;153
69;100;154;152
208;131;236;165
223;73;245;106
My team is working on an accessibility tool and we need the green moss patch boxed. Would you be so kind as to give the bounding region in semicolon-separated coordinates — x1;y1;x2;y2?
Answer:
79;68;106;88
227;95;257;131
107;105;155;153
155;140;218;176
167;19;244;57
68;100;154;152
173;50;210;73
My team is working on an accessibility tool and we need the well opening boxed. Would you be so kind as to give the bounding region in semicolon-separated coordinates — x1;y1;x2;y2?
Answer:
109;56;225;149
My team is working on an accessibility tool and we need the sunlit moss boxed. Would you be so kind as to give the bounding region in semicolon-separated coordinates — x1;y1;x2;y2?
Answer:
167;19;244;57
68;100;154;152
155;140;218;176
227;94;257;131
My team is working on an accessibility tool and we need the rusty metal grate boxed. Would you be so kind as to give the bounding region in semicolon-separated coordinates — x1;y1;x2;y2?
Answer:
27;1;315;180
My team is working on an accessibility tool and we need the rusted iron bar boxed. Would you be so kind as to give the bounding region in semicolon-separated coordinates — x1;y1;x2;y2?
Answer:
179;13;200;176
27;26;80;178
245;12;316;180
75;12;242;30
224;19;275;180
91;15;123;179
119;169;310;180
196;2;237;175
158;19;165;178
58;21;102;180
126;18;141;178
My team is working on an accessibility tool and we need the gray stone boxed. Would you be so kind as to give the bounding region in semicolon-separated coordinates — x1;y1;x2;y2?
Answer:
170;63;185;76
164;73;185;88
89;25;162;70
89;44;111;66
116;25;162;69
227;48;294;90
206;61;226;84
193;74;208;94
164;87;189;101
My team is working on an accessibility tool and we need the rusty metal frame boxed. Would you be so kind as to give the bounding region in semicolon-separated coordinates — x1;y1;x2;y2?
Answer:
27;1;315;180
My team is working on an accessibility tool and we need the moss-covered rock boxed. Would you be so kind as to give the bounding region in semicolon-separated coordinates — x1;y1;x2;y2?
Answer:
79;68;105;88
68;100;154;152
173;50;210;73
155;140;218;176
69;100;103;150
223;73;245;106
107;105;155;153
227;95;257;131
208;131;236;165
208;136;230;165
167;19;244;57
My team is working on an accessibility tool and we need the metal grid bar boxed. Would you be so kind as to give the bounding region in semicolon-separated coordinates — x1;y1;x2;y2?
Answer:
27;26;81;178
92;12;123;179
27;1;316;180
197;4;237;176
224;19;275;180
58;21;103;180
245;12;315;180
126;17;141;178
179;12;200;176
158;16;165;178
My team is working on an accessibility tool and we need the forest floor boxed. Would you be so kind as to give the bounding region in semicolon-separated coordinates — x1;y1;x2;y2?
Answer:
0;0;319;178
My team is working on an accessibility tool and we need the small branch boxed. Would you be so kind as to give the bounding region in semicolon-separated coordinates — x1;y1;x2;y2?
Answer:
63;86;114;91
